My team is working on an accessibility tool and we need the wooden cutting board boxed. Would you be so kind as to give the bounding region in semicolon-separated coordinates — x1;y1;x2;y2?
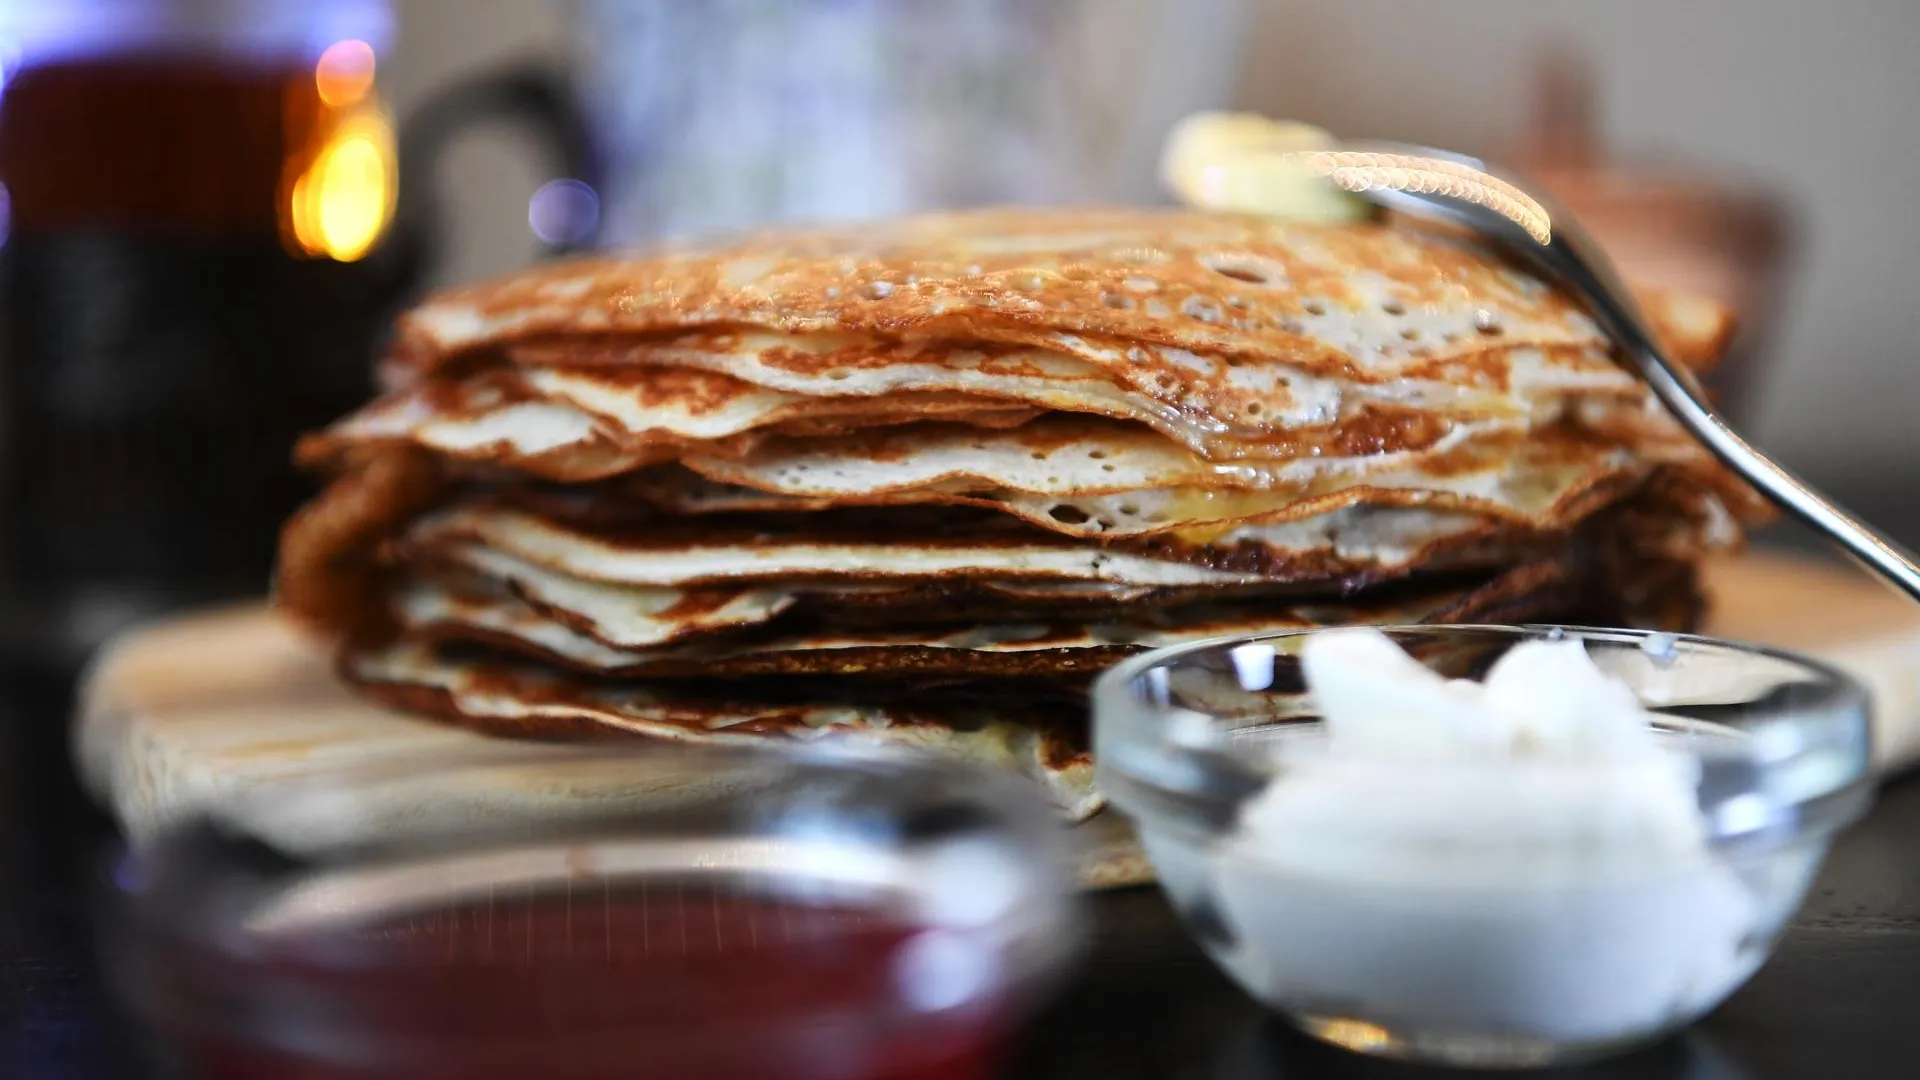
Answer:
74;551;1920;891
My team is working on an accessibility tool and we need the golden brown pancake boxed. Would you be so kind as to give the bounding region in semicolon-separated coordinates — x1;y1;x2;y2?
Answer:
339;637;1104;819
389;208;1733;389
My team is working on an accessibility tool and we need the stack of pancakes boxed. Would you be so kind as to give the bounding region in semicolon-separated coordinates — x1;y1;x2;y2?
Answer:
277;207;1764;818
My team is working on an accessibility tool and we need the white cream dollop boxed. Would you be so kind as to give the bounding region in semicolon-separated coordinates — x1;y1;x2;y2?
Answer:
1305;628;1664;763
1189;629;1772;1044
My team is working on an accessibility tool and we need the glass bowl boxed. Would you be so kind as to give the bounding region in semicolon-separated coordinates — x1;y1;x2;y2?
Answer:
1092;625;1873;1069
99;742;1081;1080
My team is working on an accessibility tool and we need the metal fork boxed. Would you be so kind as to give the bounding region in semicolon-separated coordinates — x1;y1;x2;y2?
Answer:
1289;142;1920;603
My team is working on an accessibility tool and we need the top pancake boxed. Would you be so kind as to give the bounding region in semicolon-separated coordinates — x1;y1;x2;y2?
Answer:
389;208;1733;441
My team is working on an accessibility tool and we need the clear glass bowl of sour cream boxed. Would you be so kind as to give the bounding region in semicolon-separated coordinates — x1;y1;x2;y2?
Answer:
1092;625;1873;1069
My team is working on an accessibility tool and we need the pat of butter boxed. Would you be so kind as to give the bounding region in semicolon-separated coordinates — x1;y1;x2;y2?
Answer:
1159;112;1369;222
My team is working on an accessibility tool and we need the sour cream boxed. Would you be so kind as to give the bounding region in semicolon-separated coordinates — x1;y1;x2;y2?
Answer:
1192;629;1770;1045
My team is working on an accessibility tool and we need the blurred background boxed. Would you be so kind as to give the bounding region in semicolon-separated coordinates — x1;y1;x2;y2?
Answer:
0;0;1916;686
0;5;1913;1076
394;0;1920;491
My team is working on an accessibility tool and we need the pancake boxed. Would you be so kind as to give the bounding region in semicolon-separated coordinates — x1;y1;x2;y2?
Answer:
342;534;1678;824
342;637;1101;820
432;543;799;649
667;417;1704;540
303;373;1729;553
406;503;1271;587
391;208;1732;395
322;333;1674;479
389;545;1637;680
438;541;1407;633
277;205;1765;830
298;365;1045;476
502;334;1644;460
401;500;1545;590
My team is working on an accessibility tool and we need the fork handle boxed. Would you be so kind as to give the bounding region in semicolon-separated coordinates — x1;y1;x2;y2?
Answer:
1625;327;1920;604
1548;227;1920;605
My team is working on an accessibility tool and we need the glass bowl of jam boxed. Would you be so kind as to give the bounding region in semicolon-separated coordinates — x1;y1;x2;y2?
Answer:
99;742;1081;1080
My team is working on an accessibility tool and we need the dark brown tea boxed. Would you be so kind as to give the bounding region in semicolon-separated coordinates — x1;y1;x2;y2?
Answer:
0;47;402;673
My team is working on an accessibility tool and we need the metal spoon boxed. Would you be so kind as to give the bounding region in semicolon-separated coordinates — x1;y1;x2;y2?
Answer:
1286;142;1920;603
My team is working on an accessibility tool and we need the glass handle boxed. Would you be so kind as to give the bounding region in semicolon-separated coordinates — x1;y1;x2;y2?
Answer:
375;61;600;304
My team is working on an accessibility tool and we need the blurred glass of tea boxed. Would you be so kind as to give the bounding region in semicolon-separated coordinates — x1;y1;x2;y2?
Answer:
0;0;399;677
0;1;590;680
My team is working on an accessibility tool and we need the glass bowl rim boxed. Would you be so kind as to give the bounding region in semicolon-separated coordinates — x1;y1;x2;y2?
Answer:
1093;623;1869;711
1090;623;1874;848
193;735;1052;814
108;738;1083;949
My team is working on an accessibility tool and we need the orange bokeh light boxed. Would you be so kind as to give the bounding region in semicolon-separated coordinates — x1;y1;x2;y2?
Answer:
287;110;396;262
315;40;376;108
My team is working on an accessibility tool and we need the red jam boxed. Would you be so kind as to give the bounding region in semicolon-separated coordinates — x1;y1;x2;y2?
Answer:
167;880;1009;1080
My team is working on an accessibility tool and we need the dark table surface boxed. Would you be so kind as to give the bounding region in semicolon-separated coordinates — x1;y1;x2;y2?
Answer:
3;530;1919;1079
5;688;1920;1079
